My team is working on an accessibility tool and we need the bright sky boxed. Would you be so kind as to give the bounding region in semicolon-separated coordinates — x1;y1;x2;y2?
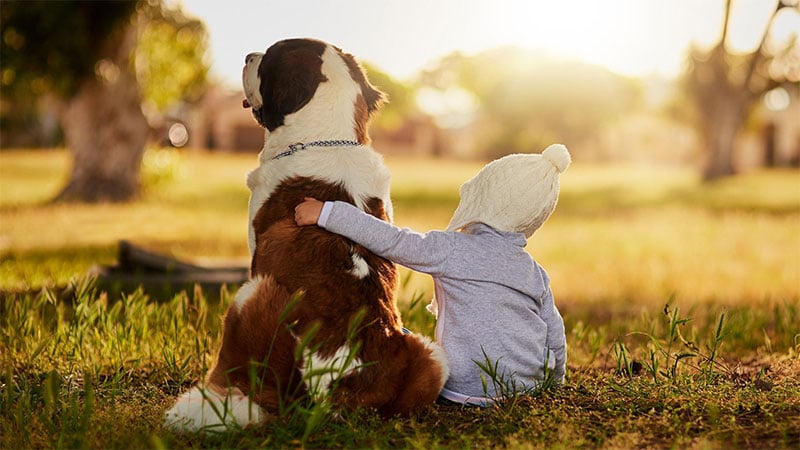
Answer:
180;0;799;88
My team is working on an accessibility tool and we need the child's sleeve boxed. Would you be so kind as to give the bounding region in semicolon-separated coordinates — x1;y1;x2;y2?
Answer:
318;201;335;226
319;201;455;275
541;290;567;383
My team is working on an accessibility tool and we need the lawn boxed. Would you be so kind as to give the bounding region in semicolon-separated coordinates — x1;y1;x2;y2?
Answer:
1;148;798;448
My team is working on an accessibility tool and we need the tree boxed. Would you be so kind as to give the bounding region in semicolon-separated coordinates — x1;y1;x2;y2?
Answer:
362;62;417;131
683;0;799;181
0;0;208;202
2;1;144;201
419;47;641;159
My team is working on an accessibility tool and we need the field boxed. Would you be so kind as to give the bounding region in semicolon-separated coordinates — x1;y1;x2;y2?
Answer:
1;148;799;448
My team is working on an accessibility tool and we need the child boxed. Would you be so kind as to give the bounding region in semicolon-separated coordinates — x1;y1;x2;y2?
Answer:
294;144;570;406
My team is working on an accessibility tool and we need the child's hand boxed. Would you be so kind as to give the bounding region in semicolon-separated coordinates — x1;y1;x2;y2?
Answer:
294;197;324;226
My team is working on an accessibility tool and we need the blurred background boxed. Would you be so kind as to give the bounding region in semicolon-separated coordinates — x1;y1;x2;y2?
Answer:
0;0;798;314
2;7;799;446
3;0;799;177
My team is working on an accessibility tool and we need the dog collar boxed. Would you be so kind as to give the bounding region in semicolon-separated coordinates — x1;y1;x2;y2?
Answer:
272;140;362;160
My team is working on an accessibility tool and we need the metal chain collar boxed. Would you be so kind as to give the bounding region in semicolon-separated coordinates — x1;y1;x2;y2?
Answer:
272;140;362;160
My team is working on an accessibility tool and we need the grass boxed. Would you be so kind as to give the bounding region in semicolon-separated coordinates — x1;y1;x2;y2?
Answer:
2;283;798;448
1;148;799;448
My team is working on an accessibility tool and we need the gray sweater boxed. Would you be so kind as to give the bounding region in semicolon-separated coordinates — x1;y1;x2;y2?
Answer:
319;201;567;405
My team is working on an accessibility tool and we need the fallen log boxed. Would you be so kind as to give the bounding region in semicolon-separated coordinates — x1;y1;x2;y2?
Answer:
116;240;210;273
91;240;249;300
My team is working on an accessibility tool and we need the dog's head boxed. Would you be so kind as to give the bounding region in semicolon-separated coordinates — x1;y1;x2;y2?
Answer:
242;38;385;141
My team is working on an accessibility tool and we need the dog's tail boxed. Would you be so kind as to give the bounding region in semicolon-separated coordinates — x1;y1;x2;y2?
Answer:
382;333;449;416
163;385;264;432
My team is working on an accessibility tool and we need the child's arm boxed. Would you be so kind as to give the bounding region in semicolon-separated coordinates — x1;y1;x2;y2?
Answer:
294;198;455;275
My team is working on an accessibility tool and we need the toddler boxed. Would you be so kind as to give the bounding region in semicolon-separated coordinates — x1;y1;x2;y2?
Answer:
295;144;571;406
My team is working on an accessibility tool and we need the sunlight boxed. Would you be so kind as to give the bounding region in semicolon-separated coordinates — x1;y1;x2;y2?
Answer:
416;86;480;128
488;1;644;74
444;0;704;77
764;86;791;111
727;0;800;53
471;0;799;77
510;2;633;59
767;6;800;51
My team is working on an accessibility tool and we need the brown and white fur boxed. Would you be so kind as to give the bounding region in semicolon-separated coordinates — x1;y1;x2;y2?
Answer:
164;38;448;432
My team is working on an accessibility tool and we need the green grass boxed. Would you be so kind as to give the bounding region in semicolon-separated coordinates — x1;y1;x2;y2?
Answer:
2;280;798;448
1;148;799;448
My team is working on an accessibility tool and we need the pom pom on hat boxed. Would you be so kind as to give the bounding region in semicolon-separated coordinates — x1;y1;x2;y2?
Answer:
542;144;571;173
446;144;571;238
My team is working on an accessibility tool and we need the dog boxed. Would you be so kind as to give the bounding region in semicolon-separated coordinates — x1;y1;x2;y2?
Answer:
164;38;448;432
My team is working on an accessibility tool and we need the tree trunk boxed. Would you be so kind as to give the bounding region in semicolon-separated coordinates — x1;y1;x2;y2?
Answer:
702;101;745;181
763;122;777;168
686;1;793;182
56;25;148;203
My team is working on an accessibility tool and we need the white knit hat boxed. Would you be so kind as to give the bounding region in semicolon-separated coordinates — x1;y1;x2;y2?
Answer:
446;144;571;238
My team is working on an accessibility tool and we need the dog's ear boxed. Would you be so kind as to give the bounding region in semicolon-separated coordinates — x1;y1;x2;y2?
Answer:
260;47;328;130
339;50;387;115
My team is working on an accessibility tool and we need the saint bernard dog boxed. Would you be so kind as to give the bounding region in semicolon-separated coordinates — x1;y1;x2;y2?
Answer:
164;38;449;432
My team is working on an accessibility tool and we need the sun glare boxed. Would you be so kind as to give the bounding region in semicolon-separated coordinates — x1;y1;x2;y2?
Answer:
439;0;698;78
437;0;798;78
416;86;480;128
184;0;799;86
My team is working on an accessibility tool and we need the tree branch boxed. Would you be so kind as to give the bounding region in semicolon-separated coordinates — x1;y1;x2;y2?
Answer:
744;1;791;92
720;0;733;49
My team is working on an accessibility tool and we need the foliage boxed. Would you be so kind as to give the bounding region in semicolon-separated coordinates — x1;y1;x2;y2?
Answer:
363;62;418;131
614;304;728;383
0;0;208;110
136;0;210;113
418;47;641;158
0;0;138;98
